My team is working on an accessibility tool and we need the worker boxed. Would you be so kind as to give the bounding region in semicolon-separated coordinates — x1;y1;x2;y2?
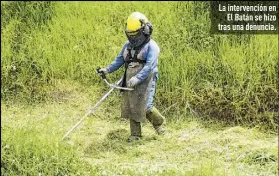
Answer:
99;12;166;142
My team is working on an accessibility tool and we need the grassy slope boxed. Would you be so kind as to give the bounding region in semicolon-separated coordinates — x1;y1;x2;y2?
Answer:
1;80;278;175
1;2;278;175
2;2;278;129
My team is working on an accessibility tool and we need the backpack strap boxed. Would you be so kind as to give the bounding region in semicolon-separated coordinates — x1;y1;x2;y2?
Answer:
124;43;147;69
121;41;149;91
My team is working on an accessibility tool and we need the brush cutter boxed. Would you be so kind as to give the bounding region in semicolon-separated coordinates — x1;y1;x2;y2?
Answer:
61;67;133;140
96;67;133;91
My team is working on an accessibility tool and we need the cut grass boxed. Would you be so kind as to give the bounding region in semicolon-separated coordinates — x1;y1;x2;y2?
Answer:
1;80;278;175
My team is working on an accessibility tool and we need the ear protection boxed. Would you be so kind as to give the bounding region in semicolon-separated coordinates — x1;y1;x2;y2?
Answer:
145;22;153;35
140;19;153;35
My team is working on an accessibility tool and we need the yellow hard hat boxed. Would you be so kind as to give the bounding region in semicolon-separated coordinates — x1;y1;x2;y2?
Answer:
126;12;148;34
124;12;152;47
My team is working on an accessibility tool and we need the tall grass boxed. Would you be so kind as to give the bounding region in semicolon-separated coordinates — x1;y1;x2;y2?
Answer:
1;1;278;129
1;1;54;102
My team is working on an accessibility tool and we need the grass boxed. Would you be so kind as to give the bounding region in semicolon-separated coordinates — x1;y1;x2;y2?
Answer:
1;80;278;175
1;1;278;129
1;2;278;175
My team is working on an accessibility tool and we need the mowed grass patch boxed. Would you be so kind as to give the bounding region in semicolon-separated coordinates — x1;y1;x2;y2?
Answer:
2;80;277;175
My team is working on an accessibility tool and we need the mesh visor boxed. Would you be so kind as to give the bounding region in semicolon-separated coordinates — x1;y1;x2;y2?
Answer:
125;28;141;37
125;27;145;46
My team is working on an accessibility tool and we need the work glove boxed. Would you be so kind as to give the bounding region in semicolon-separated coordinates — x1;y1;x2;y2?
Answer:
99;68;108;75
127;76;141;88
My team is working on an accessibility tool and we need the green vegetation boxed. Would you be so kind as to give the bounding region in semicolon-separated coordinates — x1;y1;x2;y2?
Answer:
1;1;278;175
1;80;278;175
1;1;278;129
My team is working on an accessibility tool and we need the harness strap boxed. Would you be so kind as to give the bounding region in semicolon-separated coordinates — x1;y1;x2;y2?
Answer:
121;41;149;91
124;42;148;69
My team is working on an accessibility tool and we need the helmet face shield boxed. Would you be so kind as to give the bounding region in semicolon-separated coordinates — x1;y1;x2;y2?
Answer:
125;27;146;47
125;29;141;36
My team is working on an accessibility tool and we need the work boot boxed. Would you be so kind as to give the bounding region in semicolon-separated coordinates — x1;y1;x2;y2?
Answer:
146;107;166;135
154;125;166;135
128;119;142;142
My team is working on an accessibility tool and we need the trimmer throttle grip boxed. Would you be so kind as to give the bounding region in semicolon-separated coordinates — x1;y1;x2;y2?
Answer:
96;67;106;79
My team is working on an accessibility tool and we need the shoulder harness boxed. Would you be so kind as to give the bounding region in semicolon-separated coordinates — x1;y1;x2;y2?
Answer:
124;41;149;69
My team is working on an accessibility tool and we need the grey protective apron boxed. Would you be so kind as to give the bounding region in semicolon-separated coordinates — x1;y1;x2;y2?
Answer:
121;44;153;123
